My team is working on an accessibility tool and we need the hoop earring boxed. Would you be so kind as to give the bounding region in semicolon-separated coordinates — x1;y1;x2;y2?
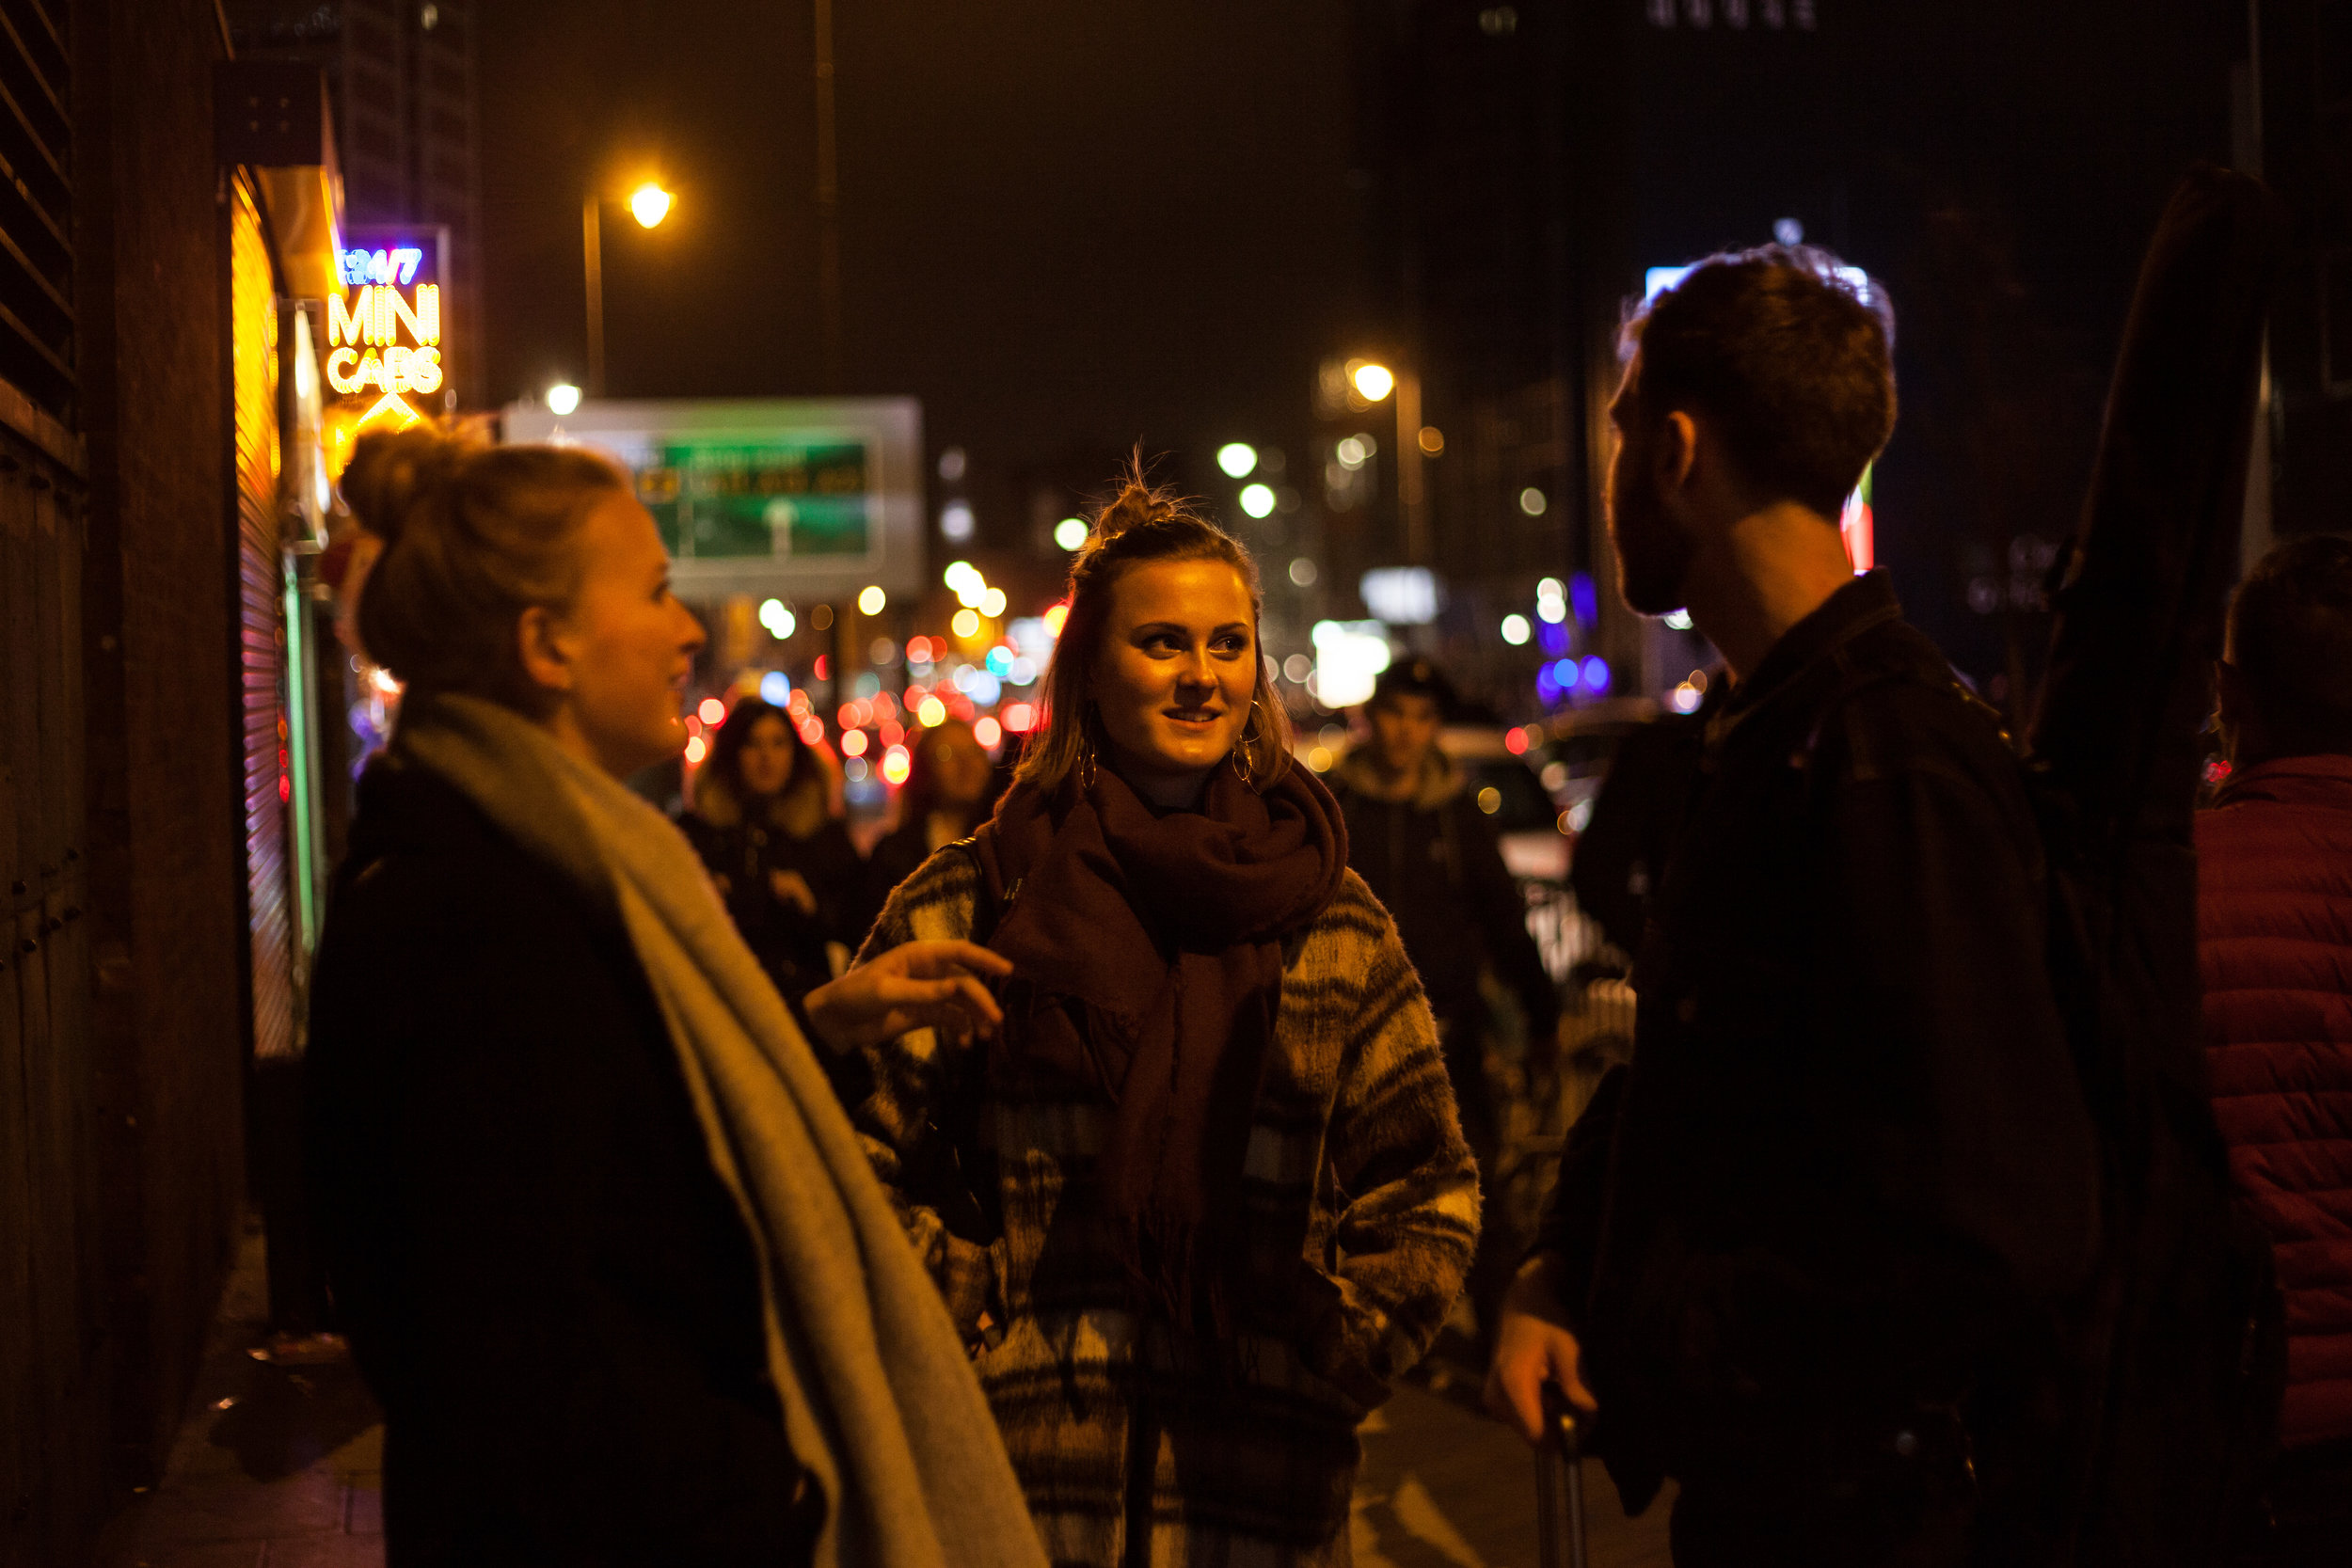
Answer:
1079;738;1098;792
1232;704;1260;784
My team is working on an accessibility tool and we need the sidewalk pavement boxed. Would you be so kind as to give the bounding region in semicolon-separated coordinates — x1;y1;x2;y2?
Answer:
94;1223;385;1568
1352;1355;1675;1568
92;1224;1672;1568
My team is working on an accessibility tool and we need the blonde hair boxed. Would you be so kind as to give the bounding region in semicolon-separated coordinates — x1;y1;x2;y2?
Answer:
1018;466;1291;794
345;424;628;713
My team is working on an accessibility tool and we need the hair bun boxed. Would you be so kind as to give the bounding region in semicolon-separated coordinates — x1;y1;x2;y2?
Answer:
342;425;463;549
1091;467;1188;545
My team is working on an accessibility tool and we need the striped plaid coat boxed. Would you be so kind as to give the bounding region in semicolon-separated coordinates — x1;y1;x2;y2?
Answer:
853;846;1479;1567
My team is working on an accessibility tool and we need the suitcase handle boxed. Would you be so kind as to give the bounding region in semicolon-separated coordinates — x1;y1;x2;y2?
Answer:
1534;1382;1589;1568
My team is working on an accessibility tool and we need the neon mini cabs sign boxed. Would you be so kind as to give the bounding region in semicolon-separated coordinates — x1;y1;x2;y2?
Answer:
327;226;450;436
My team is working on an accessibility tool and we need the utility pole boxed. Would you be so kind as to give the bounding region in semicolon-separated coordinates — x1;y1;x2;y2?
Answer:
814;0;844;390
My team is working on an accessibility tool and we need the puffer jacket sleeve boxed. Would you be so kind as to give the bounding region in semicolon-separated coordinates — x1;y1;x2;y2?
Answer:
849;847;1002;1341
1305;876;1483;1405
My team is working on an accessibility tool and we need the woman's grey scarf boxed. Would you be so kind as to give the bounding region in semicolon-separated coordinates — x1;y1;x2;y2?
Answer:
393;693;1045;1568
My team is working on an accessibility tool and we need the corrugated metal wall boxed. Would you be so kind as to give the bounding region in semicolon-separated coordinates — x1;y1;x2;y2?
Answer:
230;172;293;1063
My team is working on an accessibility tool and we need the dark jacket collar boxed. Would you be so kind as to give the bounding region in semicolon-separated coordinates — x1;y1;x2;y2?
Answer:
1707;571;1903;749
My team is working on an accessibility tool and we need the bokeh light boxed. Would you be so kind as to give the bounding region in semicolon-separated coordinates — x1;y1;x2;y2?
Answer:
1216;443;1259;479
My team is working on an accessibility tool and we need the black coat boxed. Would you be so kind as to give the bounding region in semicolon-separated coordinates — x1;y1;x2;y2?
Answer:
1538;575;2104;1540
677;808;863;1009
307;761;818;1567
1330;758;1561;1040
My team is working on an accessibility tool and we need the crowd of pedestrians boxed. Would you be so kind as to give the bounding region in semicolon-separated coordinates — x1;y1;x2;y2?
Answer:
301;218;2347;1568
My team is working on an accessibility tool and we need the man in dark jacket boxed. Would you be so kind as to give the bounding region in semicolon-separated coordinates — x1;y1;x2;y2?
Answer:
2201;535;2352;1565
1484;246;2103;1566
1330;658;1562;1347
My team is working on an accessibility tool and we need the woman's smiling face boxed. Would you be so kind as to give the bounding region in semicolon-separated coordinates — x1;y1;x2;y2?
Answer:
1091;557;1258;789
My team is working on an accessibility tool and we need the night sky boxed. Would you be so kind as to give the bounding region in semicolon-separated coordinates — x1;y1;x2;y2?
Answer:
477;1;1367;511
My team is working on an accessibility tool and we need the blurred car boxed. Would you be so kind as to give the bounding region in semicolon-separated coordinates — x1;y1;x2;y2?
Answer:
1438;725;1573;882
1527;698;1661;833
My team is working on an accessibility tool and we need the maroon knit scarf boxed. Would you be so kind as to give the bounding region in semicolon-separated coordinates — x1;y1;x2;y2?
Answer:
972;756;1347;1329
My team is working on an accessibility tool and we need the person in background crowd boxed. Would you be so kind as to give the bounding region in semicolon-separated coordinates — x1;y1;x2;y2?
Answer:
1328;657;1560;1354
2200;535;2352;1567
1485;246;2102;1566
679;698;865;1024
308;425;1045;1567
852;474;1478;1567
860;716;998;940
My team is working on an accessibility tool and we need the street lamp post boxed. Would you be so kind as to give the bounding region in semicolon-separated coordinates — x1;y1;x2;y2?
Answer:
1350;359;1428;565
582;197;605;397
582;182;674;399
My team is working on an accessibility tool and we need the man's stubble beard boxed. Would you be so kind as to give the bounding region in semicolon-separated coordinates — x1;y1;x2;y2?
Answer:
1609;462;1696;618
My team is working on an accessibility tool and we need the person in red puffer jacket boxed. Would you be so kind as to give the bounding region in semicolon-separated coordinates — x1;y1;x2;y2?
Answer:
2201;533;2352;1567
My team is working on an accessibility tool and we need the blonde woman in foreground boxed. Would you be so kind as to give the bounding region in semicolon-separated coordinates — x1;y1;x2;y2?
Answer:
307;425;1047;1568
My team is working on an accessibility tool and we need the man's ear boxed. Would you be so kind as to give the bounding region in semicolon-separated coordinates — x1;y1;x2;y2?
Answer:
1656;410;1700;496
516;604;574;695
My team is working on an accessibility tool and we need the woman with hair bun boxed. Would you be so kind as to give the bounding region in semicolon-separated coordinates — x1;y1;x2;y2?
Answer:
308;424;1046;1568
853;470;1479;1566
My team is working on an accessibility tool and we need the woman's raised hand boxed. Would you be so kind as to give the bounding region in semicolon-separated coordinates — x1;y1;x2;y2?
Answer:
803;941;1012;1054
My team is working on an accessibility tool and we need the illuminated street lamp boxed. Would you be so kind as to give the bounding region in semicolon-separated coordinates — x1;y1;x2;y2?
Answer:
1350;361;1396;403
583;180;677;397
629;182;674;229
547;382;582;417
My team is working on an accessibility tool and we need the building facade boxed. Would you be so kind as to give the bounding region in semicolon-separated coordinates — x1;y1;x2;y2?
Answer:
1348;0;2255;719
226;0;484;410
1;5;346;1560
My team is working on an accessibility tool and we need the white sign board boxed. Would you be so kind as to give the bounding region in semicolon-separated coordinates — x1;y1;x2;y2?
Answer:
501;397;926;600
